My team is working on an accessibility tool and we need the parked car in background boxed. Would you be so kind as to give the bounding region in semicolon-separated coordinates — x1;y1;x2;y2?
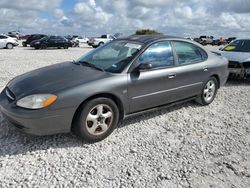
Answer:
7;31;21;39
226;37;237;44
30;36;71;49
0;34;19;49
73;36;89;44
0;35;229;142
212;37;227;46
199;36;214;45
88;34;116;48
64;35;76;47
22;34;47;47
219;39;250;79
7;34;19;40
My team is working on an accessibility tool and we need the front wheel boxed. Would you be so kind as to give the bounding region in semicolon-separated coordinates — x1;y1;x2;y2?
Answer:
72;98;119;142
196;77;218;105
6;43;13;49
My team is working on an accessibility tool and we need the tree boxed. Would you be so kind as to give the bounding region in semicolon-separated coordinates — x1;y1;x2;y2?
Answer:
135;29;162;35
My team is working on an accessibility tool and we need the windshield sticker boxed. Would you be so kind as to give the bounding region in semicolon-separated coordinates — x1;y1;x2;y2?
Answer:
125;43;142;49
225;45;236;51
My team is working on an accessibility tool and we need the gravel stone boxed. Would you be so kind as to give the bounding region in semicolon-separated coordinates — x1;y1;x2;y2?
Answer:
0;45;250;187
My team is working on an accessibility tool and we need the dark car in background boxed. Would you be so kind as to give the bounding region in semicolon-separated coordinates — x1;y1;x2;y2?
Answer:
219;39;250;79
22;34;47;47
30;36;71;49
0;35;229;142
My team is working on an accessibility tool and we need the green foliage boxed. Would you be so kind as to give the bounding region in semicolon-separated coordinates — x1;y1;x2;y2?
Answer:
135;29;162;35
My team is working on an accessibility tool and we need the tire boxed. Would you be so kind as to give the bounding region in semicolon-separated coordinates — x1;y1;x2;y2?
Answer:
99;42;104;46
63;44;68;49
6;43;13;49
196;77;218;105
40;44;47;49
22;42;27;47
72;97;119;142
34;46;39;50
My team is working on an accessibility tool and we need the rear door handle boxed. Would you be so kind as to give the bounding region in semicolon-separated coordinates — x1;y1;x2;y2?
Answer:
168;73;176;79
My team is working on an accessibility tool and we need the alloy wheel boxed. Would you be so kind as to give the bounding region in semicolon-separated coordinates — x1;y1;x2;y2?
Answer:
85;104;114;136
203;80;216;103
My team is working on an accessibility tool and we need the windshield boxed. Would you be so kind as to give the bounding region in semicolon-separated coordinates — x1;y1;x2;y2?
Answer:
77;40;143;73
223;40;250;52
40;36;49;41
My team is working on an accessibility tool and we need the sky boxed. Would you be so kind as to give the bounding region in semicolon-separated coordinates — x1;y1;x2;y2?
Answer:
0;0;250;38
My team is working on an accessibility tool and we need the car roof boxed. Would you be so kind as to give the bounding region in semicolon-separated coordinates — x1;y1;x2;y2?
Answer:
234;39;250;41
118;35;183;44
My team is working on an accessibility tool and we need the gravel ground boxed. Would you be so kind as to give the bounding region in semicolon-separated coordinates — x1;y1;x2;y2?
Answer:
0;45;250;188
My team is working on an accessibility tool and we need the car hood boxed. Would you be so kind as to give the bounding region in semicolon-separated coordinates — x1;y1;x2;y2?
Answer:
7;61;109;98
220;51;250;63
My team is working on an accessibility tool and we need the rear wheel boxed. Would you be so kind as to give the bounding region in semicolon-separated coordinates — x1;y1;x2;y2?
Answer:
6;43;13;49
63;44;68;49
196;77;218;105
73;98;119;142
98;42;104;47
40;44;47;49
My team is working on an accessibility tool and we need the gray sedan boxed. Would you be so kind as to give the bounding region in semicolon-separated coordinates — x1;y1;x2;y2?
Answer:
0;35;229;142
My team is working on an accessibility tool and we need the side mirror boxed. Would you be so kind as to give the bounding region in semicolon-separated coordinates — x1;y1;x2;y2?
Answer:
138;62;153;70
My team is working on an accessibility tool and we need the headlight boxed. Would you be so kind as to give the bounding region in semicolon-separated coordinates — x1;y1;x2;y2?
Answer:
16;94;57;109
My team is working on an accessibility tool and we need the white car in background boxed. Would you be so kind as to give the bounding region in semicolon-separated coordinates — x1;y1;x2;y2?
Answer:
88;34;116;48
0;34;19;49
73;36;89;44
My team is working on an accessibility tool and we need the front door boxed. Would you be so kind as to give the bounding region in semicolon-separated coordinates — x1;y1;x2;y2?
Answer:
128;41;178;113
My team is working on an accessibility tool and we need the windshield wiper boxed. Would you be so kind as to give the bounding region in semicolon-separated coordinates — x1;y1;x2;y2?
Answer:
78;61;104;72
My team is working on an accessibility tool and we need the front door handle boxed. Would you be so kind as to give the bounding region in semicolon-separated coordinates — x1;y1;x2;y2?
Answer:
203;67;208;72
168;73;176;79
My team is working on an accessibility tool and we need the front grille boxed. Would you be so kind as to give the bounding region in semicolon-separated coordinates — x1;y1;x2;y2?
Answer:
5;87;16;101
228;61;241;68
242;62;250;69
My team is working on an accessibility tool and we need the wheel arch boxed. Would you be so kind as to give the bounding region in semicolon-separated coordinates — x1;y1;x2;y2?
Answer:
210;74;220;88
71;93;125;129
6;42;14;48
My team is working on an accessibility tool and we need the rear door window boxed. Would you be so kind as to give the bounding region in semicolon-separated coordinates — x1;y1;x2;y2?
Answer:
173;41;205;65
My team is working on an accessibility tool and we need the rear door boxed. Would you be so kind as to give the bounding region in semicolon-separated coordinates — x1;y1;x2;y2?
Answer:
48;36;57;47
169;40;210;100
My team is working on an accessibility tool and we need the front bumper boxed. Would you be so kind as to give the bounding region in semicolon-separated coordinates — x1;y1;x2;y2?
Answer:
0;89;74;136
